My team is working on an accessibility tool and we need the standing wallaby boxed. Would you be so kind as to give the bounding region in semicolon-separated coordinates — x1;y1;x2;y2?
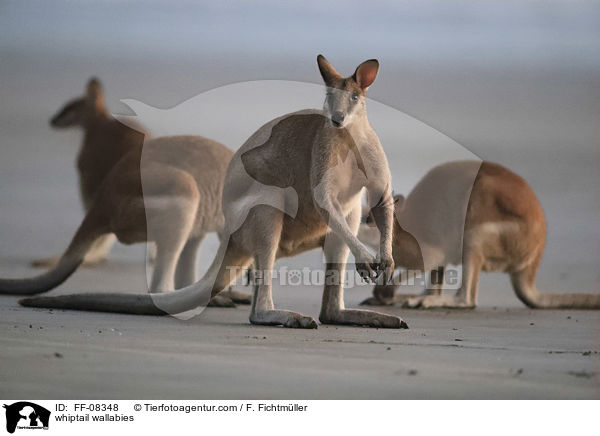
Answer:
360;160;600;309
20;55;408;329
32;78;147;268
0;135;251;307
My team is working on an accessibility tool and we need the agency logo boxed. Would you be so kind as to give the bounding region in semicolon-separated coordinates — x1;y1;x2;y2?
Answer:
3;402;50;434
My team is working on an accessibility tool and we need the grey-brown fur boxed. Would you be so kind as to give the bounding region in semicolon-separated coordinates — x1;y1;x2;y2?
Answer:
2;135;250;306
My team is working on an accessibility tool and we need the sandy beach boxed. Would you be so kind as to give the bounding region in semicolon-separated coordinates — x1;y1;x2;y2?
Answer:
0;211;598;399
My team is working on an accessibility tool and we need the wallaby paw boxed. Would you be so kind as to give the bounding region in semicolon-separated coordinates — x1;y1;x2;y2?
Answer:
207;295;236;308
355;261;378;283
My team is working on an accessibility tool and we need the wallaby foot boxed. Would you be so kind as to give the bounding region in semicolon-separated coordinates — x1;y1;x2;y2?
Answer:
207;295;237;307
403;294;475;309
320;309;407;328
250;310;318;329
220;289;252;305
206;289;252;308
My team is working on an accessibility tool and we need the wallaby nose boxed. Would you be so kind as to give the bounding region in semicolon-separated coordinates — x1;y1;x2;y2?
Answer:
331;111;345;126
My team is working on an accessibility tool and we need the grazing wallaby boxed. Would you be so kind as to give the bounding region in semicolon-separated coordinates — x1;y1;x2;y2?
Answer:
20;55;408;329
32;78;147;268
360;160;600;309
1;135;250;306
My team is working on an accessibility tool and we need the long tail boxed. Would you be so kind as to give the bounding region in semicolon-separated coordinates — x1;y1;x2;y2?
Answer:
511;273;600;309
0;214;104;295
20;293;166;314
20;238;251;315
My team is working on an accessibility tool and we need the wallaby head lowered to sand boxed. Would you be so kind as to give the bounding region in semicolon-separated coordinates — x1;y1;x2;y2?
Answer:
360;160;600;309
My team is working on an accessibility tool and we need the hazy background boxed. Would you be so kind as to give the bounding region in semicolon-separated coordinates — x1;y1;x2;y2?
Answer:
0;0;599;306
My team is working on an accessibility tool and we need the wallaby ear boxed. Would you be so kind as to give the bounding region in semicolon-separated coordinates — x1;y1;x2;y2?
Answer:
353;59;379;89
86;77;103;101
393;194;406;210
317;54;342;85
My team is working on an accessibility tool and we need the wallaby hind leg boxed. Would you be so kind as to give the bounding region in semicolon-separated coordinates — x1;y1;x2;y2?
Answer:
174;233;205;288
150;237;190;293
248;207;317;328
146;195;199;293
320;205;406;328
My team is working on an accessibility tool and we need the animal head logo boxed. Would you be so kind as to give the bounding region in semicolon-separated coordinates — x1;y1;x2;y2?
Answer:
3;402;50;434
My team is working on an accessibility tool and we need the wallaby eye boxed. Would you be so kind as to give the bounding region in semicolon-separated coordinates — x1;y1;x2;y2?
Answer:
351;93;359;102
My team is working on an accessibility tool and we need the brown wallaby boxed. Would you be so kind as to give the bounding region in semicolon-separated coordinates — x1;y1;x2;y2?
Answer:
20;55;408;329
1;135;251;307
32;78;147;268
360;160;600;309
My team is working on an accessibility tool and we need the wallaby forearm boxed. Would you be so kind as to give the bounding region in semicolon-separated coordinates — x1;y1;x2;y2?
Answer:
368;186;394;260
317;197;373;262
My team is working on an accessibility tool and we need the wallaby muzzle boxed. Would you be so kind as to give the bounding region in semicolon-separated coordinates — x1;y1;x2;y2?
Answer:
331;111;345;127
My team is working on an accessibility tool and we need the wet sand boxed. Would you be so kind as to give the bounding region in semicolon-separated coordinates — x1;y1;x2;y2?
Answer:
1;288;599;399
